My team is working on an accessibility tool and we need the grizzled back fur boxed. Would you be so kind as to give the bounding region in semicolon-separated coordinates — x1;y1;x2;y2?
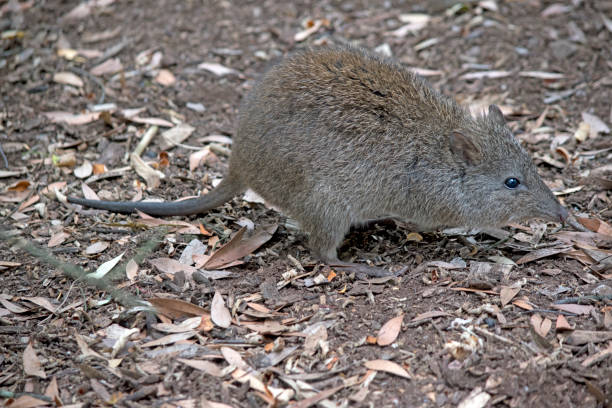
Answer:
228;46;566;260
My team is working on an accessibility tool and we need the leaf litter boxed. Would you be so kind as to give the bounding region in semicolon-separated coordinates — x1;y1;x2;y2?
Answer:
2;1;612;407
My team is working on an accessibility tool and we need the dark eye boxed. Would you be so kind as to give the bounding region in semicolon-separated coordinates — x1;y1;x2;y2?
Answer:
504;177;520;189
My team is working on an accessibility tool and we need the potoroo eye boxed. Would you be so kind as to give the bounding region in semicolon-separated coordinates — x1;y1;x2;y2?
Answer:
504;177;520;189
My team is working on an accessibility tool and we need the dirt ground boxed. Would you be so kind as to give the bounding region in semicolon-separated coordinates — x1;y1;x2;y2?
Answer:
1;0;612;407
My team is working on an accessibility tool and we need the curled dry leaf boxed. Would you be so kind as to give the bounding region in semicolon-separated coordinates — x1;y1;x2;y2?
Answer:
364;359;410;379
130;153;165;190
377;314;403;346
211;291;231;328
74;160;93;179
189;147;211;171
574;122;589;142
294;19;323;42
581;112;610;139
53;71;84;87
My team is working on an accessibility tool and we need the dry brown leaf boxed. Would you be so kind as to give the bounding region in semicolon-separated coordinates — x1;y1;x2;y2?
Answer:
141;331;196;348
128;116;174;127
541;3;571;17
411;310;452;322
74;160;93;179
21;297;57;313
204;225;277;269
551;304;594;315
500;286;520;307
242;320;288;334
85;241;109;255
148;297;210;319
294;19;324;42
575;216;612;237
53;71;84;87
518;71;564;80
18;194;39;212
47;231;69;248
23;342;46;378
377;314;403;346
155;69;176;86
530;314;552;338
177;359;223;377
150;257;198;276
460;70;511;80
556;314;572;331
83;27;121;43
247;303;272;314
581;112;610;139
189;147;211;171
221;346;250;371
211;291;231;328
565;330;612;346
90;57;123;76
512;299;533;311
159;123;195;150
43;111;101;125
62;0;116;20
126;259;138;281
130;153;164;189
200;400;235;408
74;333;104;359
92;163;107;175
289;385;344;408
153;316;203;333
44;376;61;402
581;342;612;367
515;246;572;264
364;359;410;379
0;298;29;313
7;180;30;192
6;395;50;408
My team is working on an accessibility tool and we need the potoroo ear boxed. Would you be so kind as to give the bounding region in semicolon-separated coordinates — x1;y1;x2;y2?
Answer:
449;131;482;165
488;104;506;126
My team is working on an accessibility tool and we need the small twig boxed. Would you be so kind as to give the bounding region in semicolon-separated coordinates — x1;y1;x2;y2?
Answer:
133;126;158;157
0;143;8;167
0;390;53;402
554;294;612;304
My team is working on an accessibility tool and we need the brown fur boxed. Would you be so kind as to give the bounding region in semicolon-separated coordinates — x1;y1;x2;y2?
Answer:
69;46;568;262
